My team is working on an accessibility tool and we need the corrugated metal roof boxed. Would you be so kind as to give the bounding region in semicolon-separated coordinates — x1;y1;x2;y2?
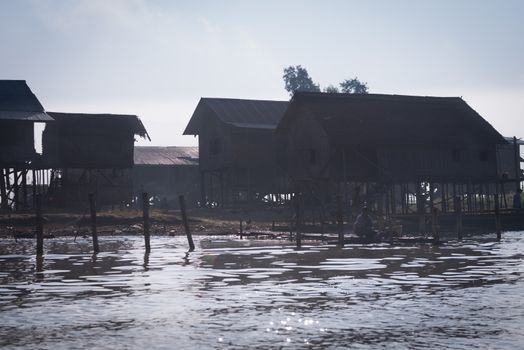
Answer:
278;92;507;146
134;146;199;166
0;111;53;121
48;112;150;139
0;80;53;121
184;98;288;134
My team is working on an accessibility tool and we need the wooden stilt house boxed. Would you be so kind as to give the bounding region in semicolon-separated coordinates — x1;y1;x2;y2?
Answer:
0;80;53;211
276;92;514;218
184;98;289;207
42;112;149;207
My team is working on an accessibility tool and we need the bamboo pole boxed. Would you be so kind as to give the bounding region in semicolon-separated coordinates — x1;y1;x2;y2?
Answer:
454;196;463;240
35;194;43;256
295;194;301;248
89;193;100;254
416;183;425;233
431;207;439;243
142;192;151;253
179;195;195;251
494;193;501;241
337;195;344;246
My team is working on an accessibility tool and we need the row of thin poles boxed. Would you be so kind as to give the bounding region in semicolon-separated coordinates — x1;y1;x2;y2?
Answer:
290;191;502;249
1;168;51;212
34;192;195;257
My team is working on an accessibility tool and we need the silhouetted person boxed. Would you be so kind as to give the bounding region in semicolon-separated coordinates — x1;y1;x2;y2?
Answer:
353;206;375;240
513;189;522;209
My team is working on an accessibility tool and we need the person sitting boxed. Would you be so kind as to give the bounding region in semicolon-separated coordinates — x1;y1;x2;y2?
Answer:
513;188;523;209
353;206;375;240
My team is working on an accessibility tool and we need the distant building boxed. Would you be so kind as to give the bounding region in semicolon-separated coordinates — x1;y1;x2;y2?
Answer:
0;80;53;210
276;92;512;214
184;98;289;207
42;112;149;207
132;146;199;208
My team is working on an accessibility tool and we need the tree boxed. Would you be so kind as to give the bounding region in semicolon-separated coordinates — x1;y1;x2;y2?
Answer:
323;84;339;93
339;77;369;94
282;65;320;96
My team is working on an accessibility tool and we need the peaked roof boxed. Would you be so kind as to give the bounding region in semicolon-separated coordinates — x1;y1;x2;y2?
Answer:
278;92;507;146
47;112;150;140
0;80;52;121
134;146;198;166
183;97;289;135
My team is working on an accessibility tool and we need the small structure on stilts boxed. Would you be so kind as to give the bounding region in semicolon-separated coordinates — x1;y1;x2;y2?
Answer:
0;80;54;212
276;92;522;240
41;112;150;208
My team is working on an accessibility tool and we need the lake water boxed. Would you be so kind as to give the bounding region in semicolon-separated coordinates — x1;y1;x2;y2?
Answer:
0;232;523;349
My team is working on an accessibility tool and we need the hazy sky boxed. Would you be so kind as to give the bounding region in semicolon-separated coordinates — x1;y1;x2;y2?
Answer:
1;0;523;146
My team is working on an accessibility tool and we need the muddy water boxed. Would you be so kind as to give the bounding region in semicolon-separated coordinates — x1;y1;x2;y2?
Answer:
0;233;523;349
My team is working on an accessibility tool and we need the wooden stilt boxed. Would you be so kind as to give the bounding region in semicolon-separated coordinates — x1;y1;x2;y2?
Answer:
22;170;27;210
337;195;344;246
454;196;463;240
142;192;151;253
179;194;195;251
89;193;100;254
431;207;439;243
239;218;243;239
0;168;7;211
416;183;425;233
35;194;44;256
442;183;448;213
494;193;501;241
295;194;301;248
429;182;435;212
32;169;37;208
13;168;19;211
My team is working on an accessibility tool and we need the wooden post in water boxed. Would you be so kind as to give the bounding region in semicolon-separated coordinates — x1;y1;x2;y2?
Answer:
239;218;243;239
514;136;521;193
142;192;151;253
454;196;463;240
494;193;501;241
22;170;28;210
179;195;195;251
336;195;344;246
416;183;425;233
295;194;301;248
431;207;439;243
88;193;100;254
35;194;44;255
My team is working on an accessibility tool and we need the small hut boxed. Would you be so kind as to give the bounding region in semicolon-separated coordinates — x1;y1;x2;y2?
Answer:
0;80;53;210
132;146;199;208
184;98;289;207
42;112;149;207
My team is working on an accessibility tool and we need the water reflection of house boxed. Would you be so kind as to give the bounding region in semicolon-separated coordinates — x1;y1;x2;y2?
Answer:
132;146;200;208
42;112;149;207
276;92;518;216
0;80;53;210
184;98;289;207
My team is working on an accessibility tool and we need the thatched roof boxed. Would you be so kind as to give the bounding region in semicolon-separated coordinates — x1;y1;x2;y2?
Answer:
47;112;150;139
184;98;288;135
278;92;507;146
134;146;198;166
0;80;52;121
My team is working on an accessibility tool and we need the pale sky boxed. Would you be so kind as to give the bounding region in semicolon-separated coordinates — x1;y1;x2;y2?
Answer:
1;0;523;146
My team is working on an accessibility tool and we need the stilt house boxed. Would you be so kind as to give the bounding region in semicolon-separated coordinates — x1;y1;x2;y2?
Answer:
132;146;199;208
0;80;53;210
42;112;149;207
184;98;288;207
276;92;513;215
